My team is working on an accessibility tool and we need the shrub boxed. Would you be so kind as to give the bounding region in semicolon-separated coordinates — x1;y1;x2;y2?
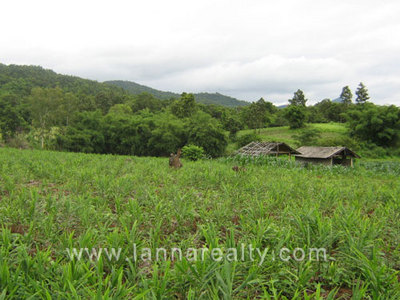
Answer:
6;134;31;149
236;133;262;148
181;144;205;161
357;143;390;158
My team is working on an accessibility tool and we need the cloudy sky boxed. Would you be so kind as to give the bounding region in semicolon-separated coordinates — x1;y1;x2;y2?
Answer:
1;0;400;105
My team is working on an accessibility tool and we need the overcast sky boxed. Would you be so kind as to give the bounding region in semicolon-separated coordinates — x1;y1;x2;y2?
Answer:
1;0;400;105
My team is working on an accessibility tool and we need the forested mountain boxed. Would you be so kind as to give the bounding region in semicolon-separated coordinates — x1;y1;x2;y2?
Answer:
0;64;119;96
0;64;248;107
104;80;177;100
105;80;249;107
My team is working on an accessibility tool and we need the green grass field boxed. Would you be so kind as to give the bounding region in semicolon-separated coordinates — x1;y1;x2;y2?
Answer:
1;147;400;298
238;123;348;146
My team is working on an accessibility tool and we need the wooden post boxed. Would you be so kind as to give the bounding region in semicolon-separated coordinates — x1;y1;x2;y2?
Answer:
330;157;333;166
351;157;354;168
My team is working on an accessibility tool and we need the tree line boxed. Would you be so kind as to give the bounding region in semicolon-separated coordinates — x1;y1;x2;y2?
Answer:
0;64;399;157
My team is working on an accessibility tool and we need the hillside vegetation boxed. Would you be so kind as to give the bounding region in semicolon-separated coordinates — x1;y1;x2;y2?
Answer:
105;80;249;107
238;123;347;147
1;147;400;298
1;63;400;159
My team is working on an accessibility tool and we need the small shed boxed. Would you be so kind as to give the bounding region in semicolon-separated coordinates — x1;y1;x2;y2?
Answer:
236;142;300;158
295;146;360;167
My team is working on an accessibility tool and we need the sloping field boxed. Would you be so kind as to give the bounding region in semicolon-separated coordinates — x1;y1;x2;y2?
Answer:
238;123;348;146
0;148;399;298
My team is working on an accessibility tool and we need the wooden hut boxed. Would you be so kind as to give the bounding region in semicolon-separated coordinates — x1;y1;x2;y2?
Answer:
236;142;300;159
295;146;360;167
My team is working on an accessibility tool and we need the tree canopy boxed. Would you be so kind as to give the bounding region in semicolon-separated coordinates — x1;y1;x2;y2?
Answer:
289;89;307;106
355;82;370;104
340;86;353;105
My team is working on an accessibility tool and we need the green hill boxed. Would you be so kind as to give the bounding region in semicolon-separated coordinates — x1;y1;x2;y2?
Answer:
0;64;248;107
105;80;249;107
0;63;128;97
103;80;177;100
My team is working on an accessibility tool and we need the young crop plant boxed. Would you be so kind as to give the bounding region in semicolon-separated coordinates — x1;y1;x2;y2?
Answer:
0;147;400;298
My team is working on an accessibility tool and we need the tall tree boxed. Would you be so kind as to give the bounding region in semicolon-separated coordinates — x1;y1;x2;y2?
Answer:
170;93;197;118
355;82;370;104
340;86;353;105
244;98;271;131
284;105;307;129
58;92;80;126
289;89;307;106
221;110;243;139
29;87;63;148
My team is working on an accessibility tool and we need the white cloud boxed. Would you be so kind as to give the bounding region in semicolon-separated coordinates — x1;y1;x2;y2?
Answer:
0;0;399;105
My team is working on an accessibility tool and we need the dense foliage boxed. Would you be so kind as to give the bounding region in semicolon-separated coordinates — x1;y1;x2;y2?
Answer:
345;103;400;147
0;64;400;157
284;105;307;129
0;64;232;157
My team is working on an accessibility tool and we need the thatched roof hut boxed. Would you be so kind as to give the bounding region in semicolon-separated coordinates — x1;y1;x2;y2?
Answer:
295;146;360;167
236;142;300;157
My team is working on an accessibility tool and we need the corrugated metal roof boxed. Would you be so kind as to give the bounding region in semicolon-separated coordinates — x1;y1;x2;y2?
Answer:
296;146;360;159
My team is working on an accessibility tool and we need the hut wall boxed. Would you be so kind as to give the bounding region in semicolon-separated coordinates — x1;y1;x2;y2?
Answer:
295;157;332;166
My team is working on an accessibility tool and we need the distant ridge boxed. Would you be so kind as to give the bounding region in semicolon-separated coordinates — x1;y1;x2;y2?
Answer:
332;97;343;103
277;104;288;109
105;80;249;107
0;63;249;107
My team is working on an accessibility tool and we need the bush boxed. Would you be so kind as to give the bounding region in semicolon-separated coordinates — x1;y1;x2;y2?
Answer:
357;143;390;158
6;134;31;149
236;133;262;148
181;144;205;161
